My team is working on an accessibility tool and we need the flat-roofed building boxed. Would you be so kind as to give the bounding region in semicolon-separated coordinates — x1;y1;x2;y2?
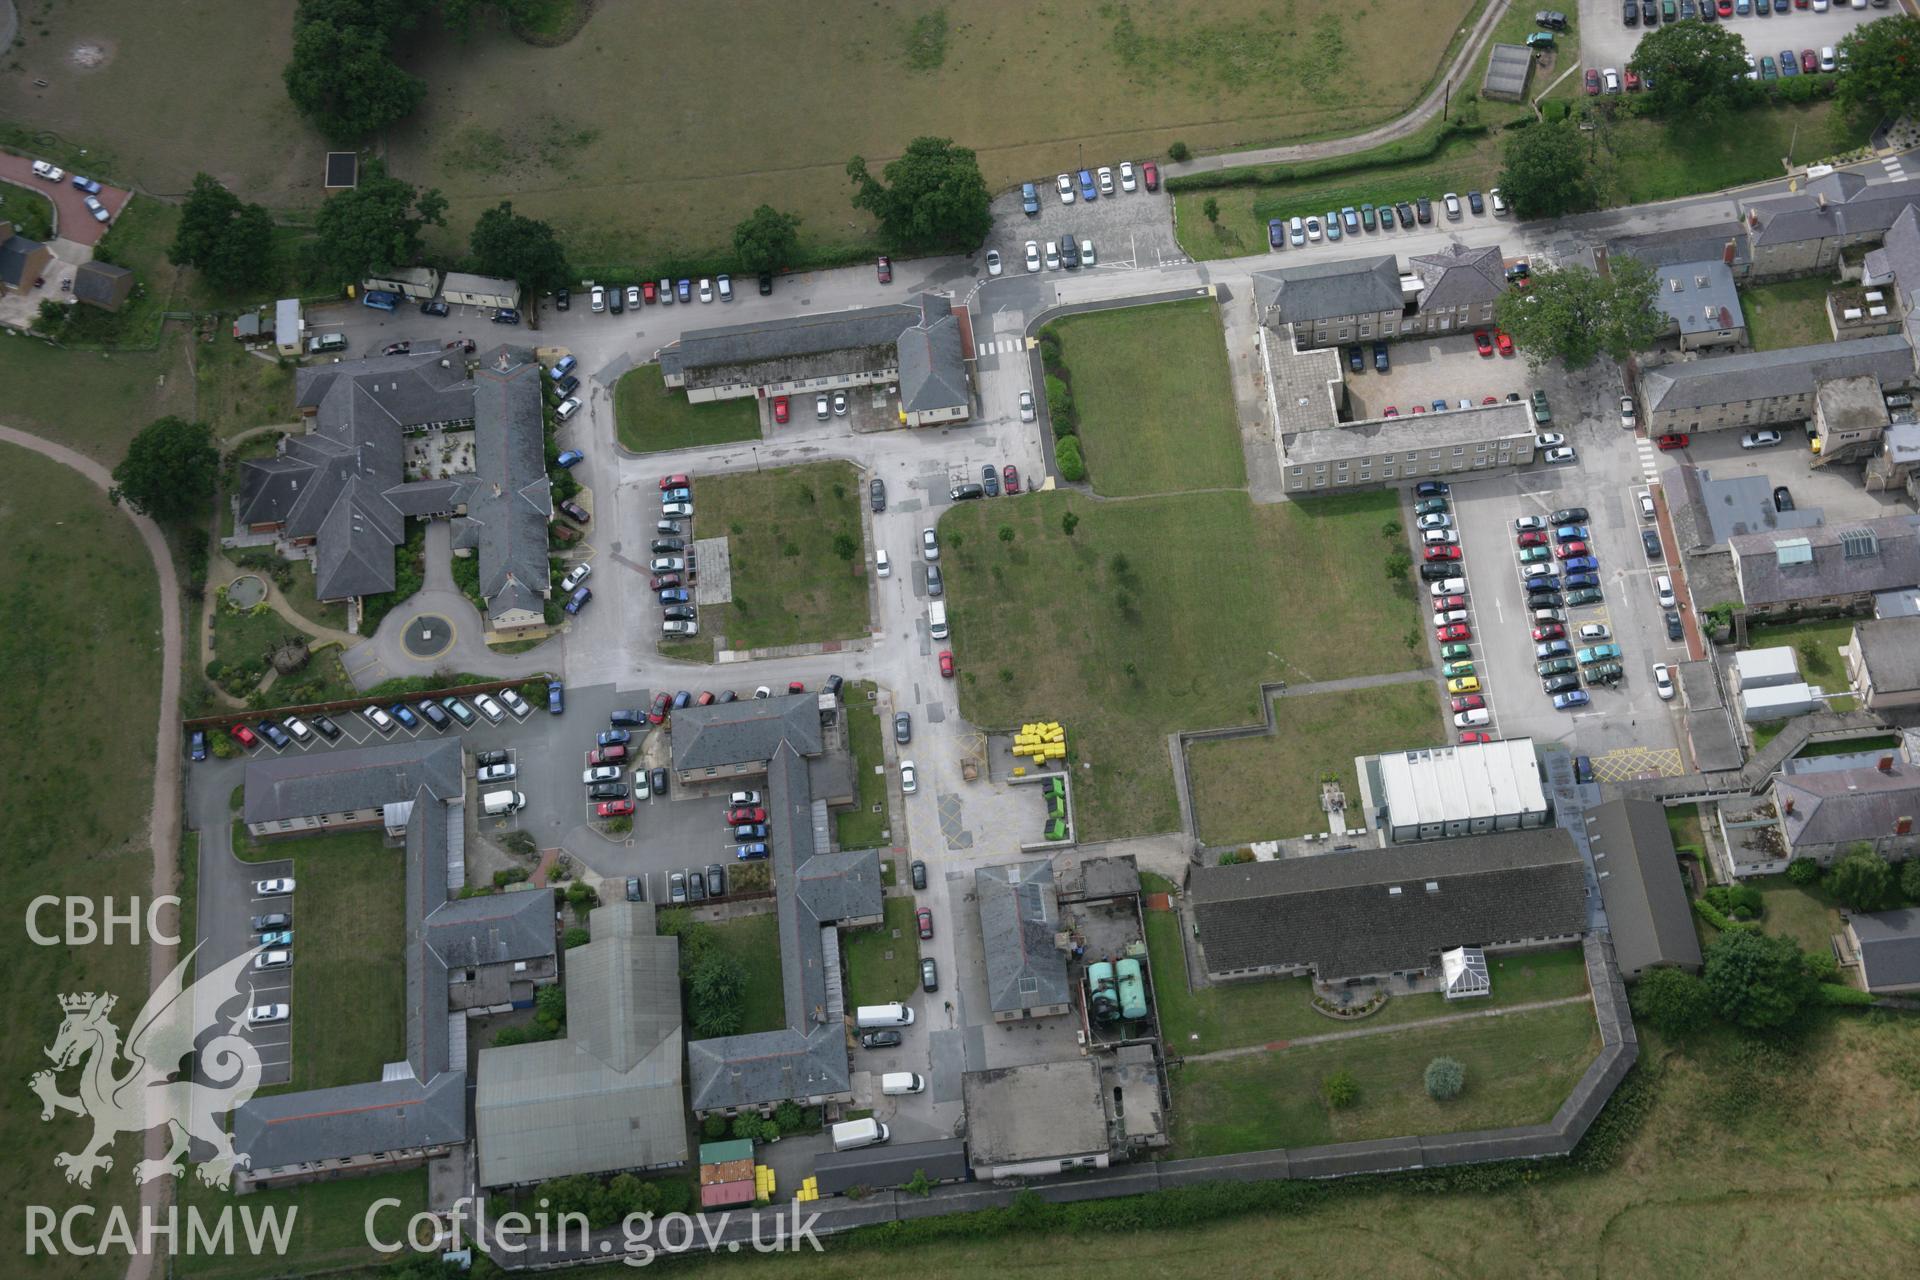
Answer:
1373;738;1550;844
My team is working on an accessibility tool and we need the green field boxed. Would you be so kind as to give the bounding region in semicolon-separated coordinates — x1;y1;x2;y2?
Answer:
0;332;196;466
614;364;762;454
0;451;159;1273
1743;277;1836;352
1170;1002;1602;1156
694;462;869;653
941;488;1425;839
1745;616;1856;688
196;338;297;439
842;898;924;1007
179;1168;427;1280
0;180;56;240
837;681;890;850
1187;682;1443;845
689;910;787;1036
1045;299;1244;496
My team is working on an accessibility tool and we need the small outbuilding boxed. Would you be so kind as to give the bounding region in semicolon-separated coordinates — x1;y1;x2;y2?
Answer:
72;260;135;312
442;272;519;310
1482;43;1535;102
1440;946;1491;999
274;298;302;358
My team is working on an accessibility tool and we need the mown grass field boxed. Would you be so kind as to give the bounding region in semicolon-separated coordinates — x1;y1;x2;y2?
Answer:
180;1167;427;1280
0;330;196;465
843;898;923;1007
694;462;868;653
614;364;761;455
1045;299;1244;496
0;451;159;1273
1743;277;1837;352
942;488;1426;839
836;680;890;850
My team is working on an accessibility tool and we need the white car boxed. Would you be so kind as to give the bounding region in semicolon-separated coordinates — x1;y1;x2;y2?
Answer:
663;619;698;636
730;789;763;805
876;548;891;578
1543;446;1577;464
1443;192;1462;220
283;717;312;742
1602;68;1621;94
1578;623;1610;641
815;393;830;420
1305;216;1323;242
1019;390;1036;422
583;765;622;784
246;1003;289;1026
474;693;505;723
1045;241;1061;271
1421;529;1459;546
1535;432;1566;448
1024;240;1041;273
1288;216;1305;247
499;688;532;718
1639;491;1657;521
560;563;591;592
554;396;582;421
922;529;939;561
1653;663;1675;701
1080;238;1096;267
753;687;772;699
698;278;713;303
632;771;651;800
986;249;1002;277
1119;161;1137;192
1056;172;1075;204
1655;575;1676;607
1453;708;1491;728
649;556;685;572
1415;513;1452;530
364;705;397;733
626;285;641;309
1620;395;1637;429
254;878;295;896
1744;53;1759;81
1433;609;1468;626
31;160;63;181
1741;430;1783;449
1490;188;1507;216
662;501;692;518
253;950;291;970
477;763;516;783
1514;515;1546;532
1522;563;1557;580
1097;166;1115;196
1428;577;1466;598
590;286;606;313
900;759;918;794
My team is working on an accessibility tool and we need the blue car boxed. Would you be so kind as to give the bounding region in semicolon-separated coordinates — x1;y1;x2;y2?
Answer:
547;680;565;715
1564;572;1601;590
361;290;399;311
1779;49;1798;77
1077;169;1097;201
389;704;419;729
1268;219;1285;249
1021;182;1040;215
555;450;584;468
1554;525;1590;542
1553;690;1591;710
1563;556;1599;573
735;842;770;860
491;308;520;325
1432;399;1448;413
659;588;690;604
662;487;691;504
189;730;208;762
258;930;292;947
71;175;102;194
550;355;577;381
564;585;592;614
1415;481;1450;497
598;729;631;746
256;721;291;749
733;823;769;839
676;279;692;303
1325;211;1342;241
672;690;693;709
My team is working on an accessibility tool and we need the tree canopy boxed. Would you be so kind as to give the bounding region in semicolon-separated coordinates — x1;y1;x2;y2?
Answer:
1703;927;1817;1030
846;136;992;252
1630;966;1715;1037
283;0;430;143
311;159;447;283
468;202;572;296
111;417;221;524
1827;848;1897;912
1837;17;1920;125
168;174;277;294
1628;21;1752;119
732;205;803;276
1497;120;1597;221
1494;257;1666;371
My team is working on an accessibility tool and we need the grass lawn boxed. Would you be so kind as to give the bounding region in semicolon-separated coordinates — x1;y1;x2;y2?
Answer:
837;681;889;850
1745;617;1856;704
0;450;158;1280
0;330;196;465
0;181;55;240
224;547;349;633
694;462;869;653
614;363;760;454
1187;682;1443;845
1169;1002;1601;1156
195;337;296;439
842;898;923;1007
1043;299;1243;496
209;589;320;696
1603;102;1867;206
1147;900;1588;1053
683;910;786;1035
942;488;1425;839
1743;277;1835;352
1751;874;1847;956
179;1168;426;1280
1666;801;1705;854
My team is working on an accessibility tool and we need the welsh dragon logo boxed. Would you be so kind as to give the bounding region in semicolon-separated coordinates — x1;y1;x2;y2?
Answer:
32;945;265;1189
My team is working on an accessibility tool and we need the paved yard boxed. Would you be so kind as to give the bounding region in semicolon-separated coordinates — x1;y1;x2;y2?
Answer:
1345;332;1535;421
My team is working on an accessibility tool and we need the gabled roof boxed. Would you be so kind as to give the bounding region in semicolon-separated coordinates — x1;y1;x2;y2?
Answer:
666;301;922;374
1730;514;1920;608
899;294;968;413
1741;174;1920;247
71;260;134;309
670;694;824;771
1190;828;1588;980
312;477;406;600
459;346;552;624
425;889;554;970
1584;799;1702;976
1648;259;1744;339
232;1071;467;1172
1640;335;1913;414
295;351;474;432
1253;256;1404;325
1850;617;1920;694
1850;908;1920;991
0;231;46;287
242;739;464;825
1776;759;1920;848
975;861;1070;1014
1407;242;1506;311
1611;222;1751;271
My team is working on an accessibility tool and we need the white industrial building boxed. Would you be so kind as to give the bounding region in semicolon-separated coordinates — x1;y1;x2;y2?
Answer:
1372;738;1550;844
1742;682;1823;723
441;272;520;309
1733;647;1801;692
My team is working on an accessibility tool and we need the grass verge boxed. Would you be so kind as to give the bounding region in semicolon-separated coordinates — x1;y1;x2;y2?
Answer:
179;1168;427;1280
614;364;761;454
837;681;889;850
1742;277;1835;352
695;462;868;653
843;898;922;1007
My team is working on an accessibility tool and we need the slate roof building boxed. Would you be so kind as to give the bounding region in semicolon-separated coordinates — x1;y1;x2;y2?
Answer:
1253;256;1406;349
1406;242;1507;333
1188;829;1589;983
975;861;1071;1022
812;1138;970;1197
1773;755;1920;864
1611;223;1752;279
1843;618;1920;711
1647;259;1746;351
1728;515;1920;618
241;738;465;837
1638;334;1913;435
72;260;135;311
1583;799;1702;978
1738;172;1920;278
0;221;51;296
1846;908;1920;993
659;294;970;425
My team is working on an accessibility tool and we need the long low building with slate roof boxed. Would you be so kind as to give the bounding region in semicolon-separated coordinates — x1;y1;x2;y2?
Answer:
242;738;465;836
1188;829;1589;984
1728;514;1920;618
1639;334;1914;435
1582;799;1702;979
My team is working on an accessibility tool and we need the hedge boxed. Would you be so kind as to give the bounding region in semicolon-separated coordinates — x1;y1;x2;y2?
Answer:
1814;983;1875;1007
1165;120;1490;194
1055;435;1086;483
1691;898;1754;933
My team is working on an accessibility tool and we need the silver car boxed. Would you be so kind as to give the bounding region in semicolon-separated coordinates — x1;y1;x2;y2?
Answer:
922;529;939;561
1019;391;1036;422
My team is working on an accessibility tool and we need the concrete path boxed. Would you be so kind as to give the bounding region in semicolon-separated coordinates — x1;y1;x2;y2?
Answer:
1272;667;1435;700
1164;0;1512;178
1182;992;1595;1064
0;426;181;1280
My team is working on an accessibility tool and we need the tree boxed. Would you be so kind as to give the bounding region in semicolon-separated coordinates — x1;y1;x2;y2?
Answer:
562;926;590;948
442;0;550;35
1493;257;1665;371
1786;857;1821;886
1424;1057;1465;1101
1056;435;1086;481
1630;966;1714;1036
1703;927;1816;1030
1061;511;1080;536
1828;848;1897;912
1902;855;1920;903
283;0;429;143
169;174;277;294
1322;1070;1358;1109
111;417;220;524
1628;20;1752;119
689;950;746;1038
1496;119;1598;221
1202;196;1220;224
832;532;859;561
846;136;992;252
732;205;803;276
469;201;572;295
311;159;446;282
1837;17;1920;125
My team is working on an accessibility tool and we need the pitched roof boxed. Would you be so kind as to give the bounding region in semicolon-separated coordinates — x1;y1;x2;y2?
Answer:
1850;617;1920;694
1640;335;1913;415
1850;908;1920;991
1648;259;1745;339
242;739;464;824
1730;514;1920;608
1776;759;1920;848
975;861;1071;1014
812;1138;969;1196
898;294;968;413
0;231;45;287
1741;173;1920;247
1253;256;1404;325
71;260;134;309
1190;828;1588;980
1611;222;1751;271
1584;799;1702;976
425;889;554;969
670;694;824;771
457;346;552;624
665;300;922;382
1407;242;1507;311
232;1071;467;1172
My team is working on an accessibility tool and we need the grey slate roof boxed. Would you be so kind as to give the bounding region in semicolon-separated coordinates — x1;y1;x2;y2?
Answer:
1730;514;1920;608
1776;759;1920;848
0;231;43;287
812;1138;970;1196
1611;222;1751;271
1253;256;1404;326
666;300;921;385
242;739;464;824
425;889;554;970
1742;173;1920;247
71;260;133;308
232;1071;467;1172
975;861;1071;1014
404;793;456;1085
898;294;968;413
1640;334;1914;415
1850;908;1920;991
453;345;551;624
670;694;824;771
1850;617;1920;694
1584;799;1702;976
1649;259;1744;339
1190;828;1589;980
1407;242;1506;311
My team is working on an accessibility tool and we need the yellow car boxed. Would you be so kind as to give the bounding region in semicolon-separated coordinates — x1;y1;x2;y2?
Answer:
1446;676;1481;695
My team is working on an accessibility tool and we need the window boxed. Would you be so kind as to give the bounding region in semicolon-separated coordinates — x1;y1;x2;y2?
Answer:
705;767;716;776
1359;324;1371;337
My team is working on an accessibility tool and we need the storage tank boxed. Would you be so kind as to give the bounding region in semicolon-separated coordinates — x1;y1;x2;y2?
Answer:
1116;958;1148;1021
1086;961;1119;1023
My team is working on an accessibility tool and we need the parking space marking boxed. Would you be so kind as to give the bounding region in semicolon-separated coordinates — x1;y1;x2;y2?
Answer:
1592;746;1684;782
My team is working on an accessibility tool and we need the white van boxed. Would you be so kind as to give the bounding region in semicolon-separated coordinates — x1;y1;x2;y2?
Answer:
854;1003;916;1029
482;790;525;816
880;1072;925;1096
927;601;948;641
830;1118;890;1152
875;549;891;578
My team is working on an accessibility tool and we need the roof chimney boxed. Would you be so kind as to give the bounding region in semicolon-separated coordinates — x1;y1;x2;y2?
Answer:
1880;754;1896;774
1720;306;1733;329
1898;816;1913;836
1784;796;1795;815
1818;193;1830;212
1747;208;1760;229
1723;239;1737;266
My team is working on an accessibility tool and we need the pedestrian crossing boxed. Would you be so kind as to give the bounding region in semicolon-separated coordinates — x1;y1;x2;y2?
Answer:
1635;436;1660;484
1884;154;1907;181
974;337;1029;357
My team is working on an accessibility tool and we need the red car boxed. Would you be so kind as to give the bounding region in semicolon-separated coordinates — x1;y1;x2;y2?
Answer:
642;280;658;304
1001;464;1020;494
1474;330;1493;357
1423;544;1462;563
1436;622;1472;642
788;680;805;694
1800;49;1818;75
1459;730;1492;744
1451;694;1486;712
588;744;627;765
647;692;671;725
916;907;934;940
230;723;259;748
1555;541;1589;559
938;649;955;678
1482;396;1498;405
876;255;892;284
1584;68;1600;95
728;806;768;824
1495;330;1514;356
659;472;690;490
1142;161;1159;191
1517;531;1548;548
697;691;715;706
1383;406;1400;418
1532;623;1565;642
1436;594;1467;610
1716;0;1732;14
1657;433;1690;451
1624;68;1641;93
773;396;789;424
1410;404;1426;414
596;800;635;818
650;573;682;590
